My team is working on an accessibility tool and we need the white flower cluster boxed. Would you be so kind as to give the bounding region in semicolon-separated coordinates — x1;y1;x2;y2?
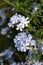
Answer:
10;61;43;65
13;31;37;52
8;13;30;31
27;60;43;65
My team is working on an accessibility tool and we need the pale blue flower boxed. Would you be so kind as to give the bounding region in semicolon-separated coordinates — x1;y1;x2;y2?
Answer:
8;13;30;31
13;31;33;52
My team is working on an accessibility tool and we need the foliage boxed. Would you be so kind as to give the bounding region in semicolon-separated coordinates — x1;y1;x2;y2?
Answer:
0;0;43;64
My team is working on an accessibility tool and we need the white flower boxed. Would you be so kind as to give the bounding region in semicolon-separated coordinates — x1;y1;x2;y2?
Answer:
34;6;38;11
8;13;30;31
40;46;43;54
13;30;37;52
10;62;16;65
32;3;40;15
13;31;33;52
0;59;3;65
16;23;24;31
1;27;9;35
0;52;5;57
5;49;13;60
0;8;6;26
39;44;43;54
31;40;36;47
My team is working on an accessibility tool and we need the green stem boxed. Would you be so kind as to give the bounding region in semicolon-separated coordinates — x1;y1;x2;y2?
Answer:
3;0;15;7
21;7;31;14
4;0;41;22
37;15;43;17
30;10;38;22
3;0;31;14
